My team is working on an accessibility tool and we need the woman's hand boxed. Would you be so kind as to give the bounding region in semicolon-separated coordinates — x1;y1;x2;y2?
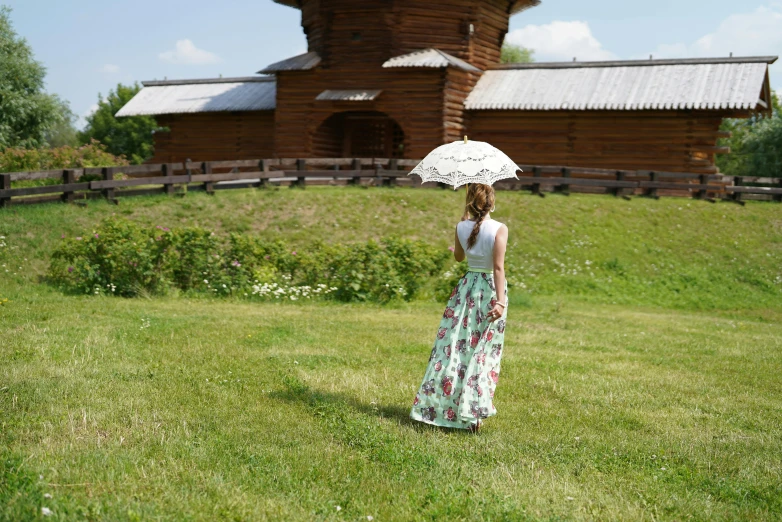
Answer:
488;303;504;322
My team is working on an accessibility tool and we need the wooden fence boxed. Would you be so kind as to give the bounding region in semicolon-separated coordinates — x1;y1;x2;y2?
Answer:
2;158;781;207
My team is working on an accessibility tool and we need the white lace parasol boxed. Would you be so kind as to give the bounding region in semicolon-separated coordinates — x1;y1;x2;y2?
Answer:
409;138;521;190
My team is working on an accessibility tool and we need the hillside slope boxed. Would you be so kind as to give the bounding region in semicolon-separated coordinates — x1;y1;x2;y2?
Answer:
1;187;780;310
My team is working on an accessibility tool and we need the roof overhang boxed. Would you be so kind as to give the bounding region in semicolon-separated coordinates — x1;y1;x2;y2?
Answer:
273;0;540;13
383;48;481;73
258;51;321;74
511;0;541;14
316;89;382;101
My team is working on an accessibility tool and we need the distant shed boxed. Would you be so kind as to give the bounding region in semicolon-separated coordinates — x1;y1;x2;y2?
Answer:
465;57;776;173
117;0;776;174
116;77;276;163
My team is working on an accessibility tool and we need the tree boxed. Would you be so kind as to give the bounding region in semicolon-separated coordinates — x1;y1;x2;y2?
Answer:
717;92;782;178
44;97;79;148
0;6;63;149
79;83;159;164
500;43;535;64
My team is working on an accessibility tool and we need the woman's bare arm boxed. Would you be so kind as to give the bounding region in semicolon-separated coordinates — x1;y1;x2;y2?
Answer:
453;225;466;262
490;225;508;320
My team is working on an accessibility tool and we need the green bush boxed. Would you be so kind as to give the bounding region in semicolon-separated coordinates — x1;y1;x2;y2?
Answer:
49;218;172;297
0;139;128;173
435;261;469;302
1;140;130;188
48;218;451;303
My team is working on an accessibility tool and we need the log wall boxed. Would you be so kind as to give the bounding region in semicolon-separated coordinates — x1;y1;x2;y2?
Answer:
279;0;539;157
274;68;446;159
298;0;520;70
149;112;275;163
467;110;736;174
444;68;481;143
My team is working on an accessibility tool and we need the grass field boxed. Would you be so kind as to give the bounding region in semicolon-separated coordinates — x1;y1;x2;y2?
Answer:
2;187;782;521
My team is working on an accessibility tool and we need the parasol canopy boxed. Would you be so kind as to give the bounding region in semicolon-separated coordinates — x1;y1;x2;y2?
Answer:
409;137;521;190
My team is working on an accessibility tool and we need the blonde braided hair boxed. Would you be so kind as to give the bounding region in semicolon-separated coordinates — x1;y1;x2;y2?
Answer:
463;184;496;250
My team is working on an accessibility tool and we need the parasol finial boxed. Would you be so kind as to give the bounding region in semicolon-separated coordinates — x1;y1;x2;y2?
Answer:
464;135;468;144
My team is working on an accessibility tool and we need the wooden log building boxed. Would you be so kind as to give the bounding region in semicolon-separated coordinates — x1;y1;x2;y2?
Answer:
117;0;777;174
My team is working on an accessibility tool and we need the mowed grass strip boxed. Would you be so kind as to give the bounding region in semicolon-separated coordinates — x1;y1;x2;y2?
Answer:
2;285;781;521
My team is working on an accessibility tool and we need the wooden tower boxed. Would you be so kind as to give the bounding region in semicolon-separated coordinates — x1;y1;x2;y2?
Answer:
264;0;540;158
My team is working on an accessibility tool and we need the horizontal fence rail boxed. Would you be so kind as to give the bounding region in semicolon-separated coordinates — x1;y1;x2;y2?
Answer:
1;158;780;207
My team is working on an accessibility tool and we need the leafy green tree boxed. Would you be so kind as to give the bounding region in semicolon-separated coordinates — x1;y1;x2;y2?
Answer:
79;83;159;164
44;97;79;148
500;43;535;64
0;6;63;149
717;93;782;178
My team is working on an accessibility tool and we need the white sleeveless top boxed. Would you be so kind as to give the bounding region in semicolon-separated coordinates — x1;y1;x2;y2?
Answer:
456;218;504;272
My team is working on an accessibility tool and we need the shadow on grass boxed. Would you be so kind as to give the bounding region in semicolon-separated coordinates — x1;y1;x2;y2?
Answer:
270;373;472;436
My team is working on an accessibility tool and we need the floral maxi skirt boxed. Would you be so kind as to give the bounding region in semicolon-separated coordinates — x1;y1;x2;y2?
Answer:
410;271;508;429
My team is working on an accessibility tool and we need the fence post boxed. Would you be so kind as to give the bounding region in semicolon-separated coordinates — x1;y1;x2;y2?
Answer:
531;167;544;197
101;167;116;203
258;159;269;189
202;162;214;195
733;176;744;205
295;159;306;189
560;167;571;195
350;159;361;186
162;163;175;196
0;174;10;208
613;171;624;198
645;171;659;199
776;177;782;203
386;158;398;187
62;169;76;203
185;158;193;188
697;174;712;202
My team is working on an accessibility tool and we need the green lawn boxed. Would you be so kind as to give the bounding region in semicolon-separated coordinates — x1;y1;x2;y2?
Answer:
2;188;781;521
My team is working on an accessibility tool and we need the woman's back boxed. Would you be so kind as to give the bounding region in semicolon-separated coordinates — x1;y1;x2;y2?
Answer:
456;218;504;272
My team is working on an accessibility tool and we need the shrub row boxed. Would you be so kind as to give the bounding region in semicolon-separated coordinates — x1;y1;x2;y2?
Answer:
1;140;129;174
48;218;453;303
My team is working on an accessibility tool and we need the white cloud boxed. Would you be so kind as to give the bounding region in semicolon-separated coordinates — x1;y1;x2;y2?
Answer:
102;64;120;73
505;21;617;62
159;39;221;65
649;4;782;59
84;103;99;119
76;103;99;130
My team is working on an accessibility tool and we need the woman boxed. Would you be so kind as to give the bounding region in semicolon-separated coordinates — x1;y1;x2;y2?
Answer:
410;183;508;433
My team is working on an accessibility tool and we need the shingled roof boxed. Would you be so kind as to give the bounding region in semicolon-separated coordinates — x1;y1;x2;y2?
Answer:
116;77;276;117
272;0;540;14
257;52;322;74
465;56;777;111
383;49;481;72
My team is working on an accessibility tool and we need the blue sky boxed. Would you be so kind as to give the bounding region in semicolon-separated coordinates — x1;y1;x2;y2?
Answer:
5;0;781;128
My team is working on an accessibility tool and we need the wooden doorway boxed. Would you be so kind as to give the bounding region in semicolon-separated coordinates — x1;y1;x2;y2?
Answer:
313;111;404;158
